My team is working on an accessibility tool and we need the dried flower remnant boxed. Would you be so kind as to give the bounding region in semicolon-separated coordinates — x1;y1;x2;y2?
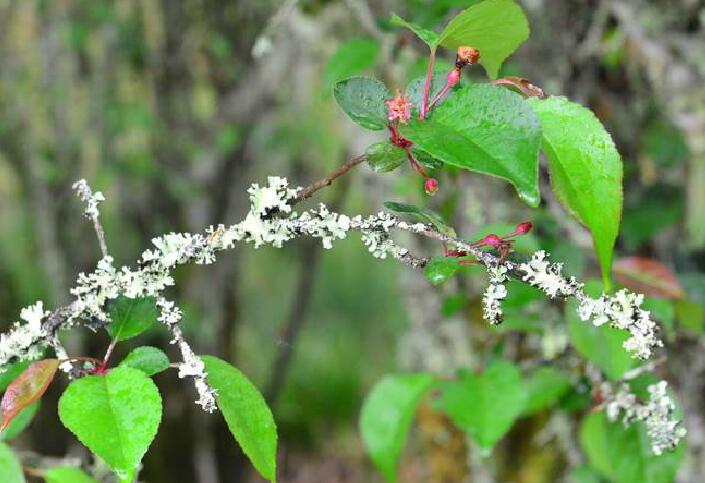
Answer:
456;45;480;67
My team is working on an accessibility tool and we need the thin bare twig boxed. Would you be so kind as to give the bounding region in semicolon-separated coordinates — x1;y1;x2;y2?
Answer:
295;155;366;202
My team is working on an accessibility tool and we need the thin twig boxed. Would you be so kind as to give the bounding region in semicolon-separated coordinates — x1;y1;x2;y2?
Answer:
295;154;366;202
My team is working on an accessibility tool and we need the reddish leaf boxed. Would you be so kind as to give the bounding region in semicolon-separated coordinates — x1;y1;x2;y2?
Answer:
614;257;685;300
491;76;546;98
0;359;60;431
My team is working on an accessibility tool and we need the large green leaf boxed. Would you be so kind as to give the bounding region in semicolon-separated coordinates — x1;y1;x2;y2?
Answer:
359;373;435;483
107;296;158;342
324;38;380;87
389;13;440;48
333;77;391;131
202;356;277;482
58;367;162;482
44;467;98;483
118;347;170;376
0;442;24;483
400;84;541;206
528;97;623;287
566;298;637;380
580;411;685;483
522;367;572;415
439;359;526;450
438;0;530;78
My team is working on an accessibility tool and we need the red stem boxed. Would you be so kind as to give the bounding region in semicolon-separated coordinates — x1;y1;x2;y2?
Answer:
419;49;436;119
427;83;451;112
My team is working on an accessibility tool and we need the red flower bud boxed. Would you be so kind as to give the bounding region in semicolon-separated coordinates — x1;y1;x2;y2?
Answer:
482;234;503;246
515;221;533;235
424;177;439;196
446;68;461;87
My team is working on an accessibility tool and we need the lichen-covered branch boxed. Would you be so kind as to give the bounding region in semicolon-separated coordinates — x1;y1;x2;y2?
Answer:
0;172;683;453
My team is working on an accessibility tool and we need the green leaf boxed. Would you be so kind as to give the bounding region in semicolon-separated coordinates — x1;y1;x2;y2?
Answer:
324;38;380;87
0;402;39;441
202;356;277;482
580;411;685;483
0;442;24;483
44;467;98;483
438;0;530;78
389;13;440;48
360;373;435;483
58;367;162;482
522;367;571;415
439;359;526;450
566;298;637;380
383;201;456;236
333;77;391;131
366;142;407;173
400;84;541;206
118;347;170;376
528;97;623;288
107;296;158;342
424;257;460;285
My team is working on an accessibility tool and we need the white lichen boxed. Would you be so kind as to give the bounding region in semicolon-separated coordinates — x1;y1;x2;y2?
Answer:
602;380;686;455
156;298;217;412
482;264;509;325
72;179;105;220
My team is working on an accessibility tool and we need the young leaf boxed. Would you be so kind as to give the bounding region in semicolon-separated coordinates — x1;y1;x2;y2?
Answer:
389;14;440;48
424;257;460;285
400;84;541;206
614;257;685;300
58;367;162;482
528;97;623;288
439;359;526;450
0;362;31;392
324;38;380;87
1;359;59;431
0;402;39;441
522;367;571;415
437;0;530;78
360;373;435;483
44;467;98;483
107;296;158;342
366;142;407;173
333;77;391;131
383;201;456;237
580;411;685;483
118;347;170;376
0;442;24;483
202;356;277;482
